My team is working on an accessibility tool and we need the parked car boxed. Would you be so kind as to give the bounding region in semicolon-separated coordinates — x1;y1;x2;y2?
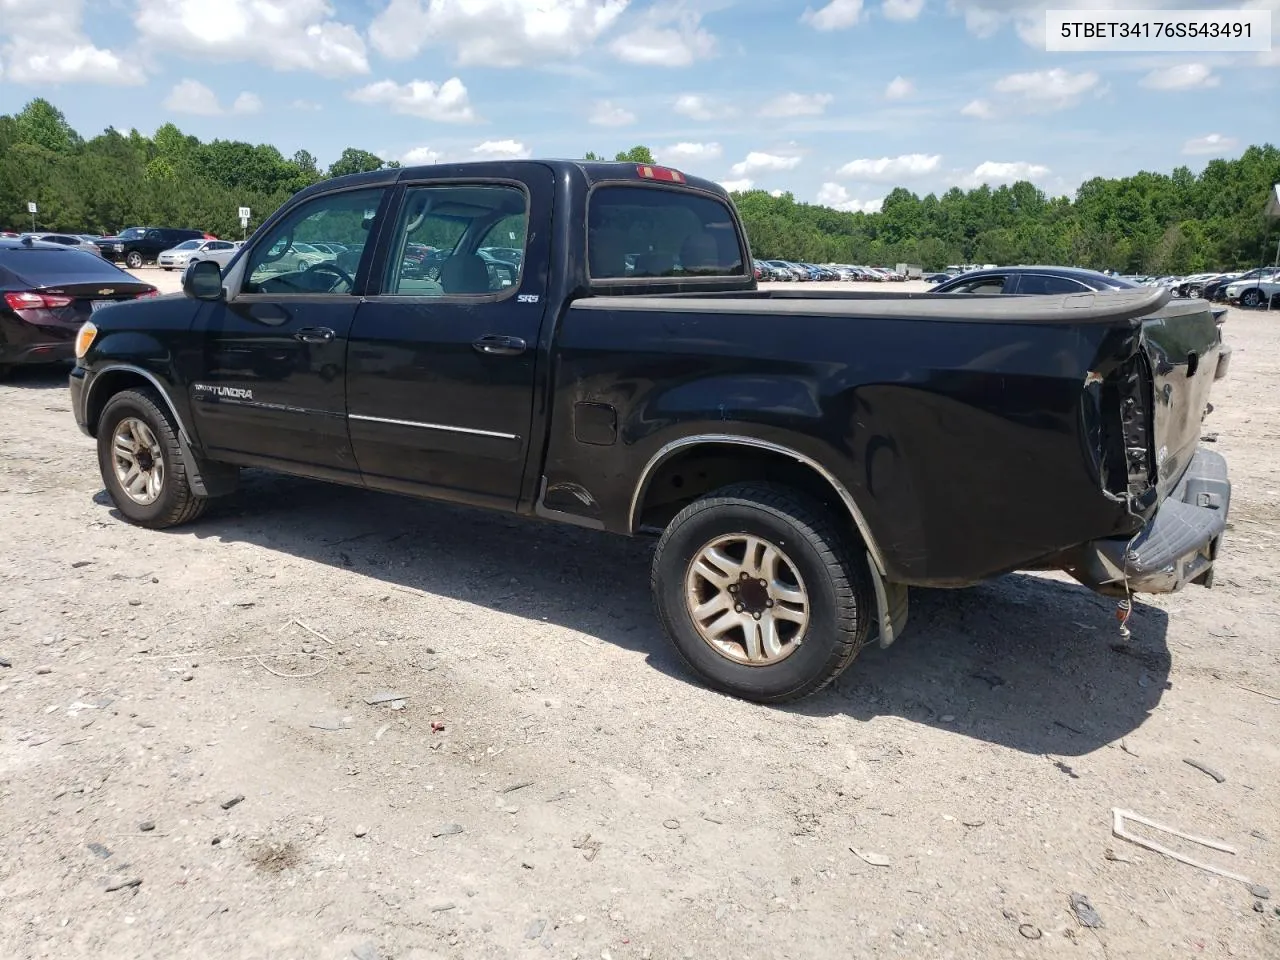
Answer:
157;238;240;271
1214;268;1273;304
1200;273;1241;301
931;266;1139;295
21;232;103;255
70;158;1231;704
1225;271;1280;309
762;259;798;280
0;237;155;377
188;240;244;271
99;227;206;269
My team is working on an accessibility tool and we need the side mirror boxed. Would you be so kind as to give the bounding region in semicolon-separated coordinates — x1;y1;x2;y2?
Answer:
184;259;224;301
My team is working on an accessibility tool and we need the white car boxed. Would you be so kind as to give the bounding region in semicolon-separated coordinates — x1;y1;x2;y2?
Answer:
187;239;243;270
157;238;239;271
1225;271;1280;309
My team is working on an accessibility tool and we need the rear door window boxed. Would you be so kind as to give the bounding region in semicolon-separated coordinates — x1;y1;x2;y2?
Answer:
588;185;744;280
381;183;528;297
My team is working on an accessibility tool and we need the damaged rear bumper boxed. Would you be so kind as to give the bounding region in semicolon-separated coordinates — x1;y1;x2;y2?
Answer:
1072;447;1230;595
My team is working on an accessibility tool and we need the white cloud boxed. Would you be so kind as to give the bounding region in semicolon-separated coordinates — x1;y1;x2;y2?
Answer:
403;146;446;165
135;0;369;77
589;100;637;126
1140;63;1219;90
719;178;754;193
760;92;834;117
961;98;994;119
993;67;1099;110
0;0;144;85
837;153;941;180
292;99;324;112
611;8;716;66
369;0;627;66
730;152;803;176
884;76;913;99
231;92;262;115
162;79;264;116
769;189;785;198
882;0;925;20
817;182;883;213
348;78;477;123
471;139;532;160
960;160;1051;187
801;0;865;30
163;79;223;116
1182;133;1239;156
655;142;723;166
674;93;721;120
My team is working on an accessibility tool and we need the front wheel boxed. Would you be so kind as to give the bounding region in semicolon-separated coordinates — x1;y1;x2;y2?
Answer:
125;251;144;270
651;483;872;703
1241;289;1264;308
97;388;209;529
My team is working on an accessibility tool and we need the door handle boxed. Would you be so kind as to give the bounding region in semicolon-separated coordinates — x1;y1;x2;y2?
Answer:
294;326;335;343
472;335;527;356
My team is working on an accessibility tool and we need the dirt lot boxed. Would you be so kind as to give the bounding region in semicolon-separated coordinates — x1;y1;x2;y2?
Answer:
1;281;1278;960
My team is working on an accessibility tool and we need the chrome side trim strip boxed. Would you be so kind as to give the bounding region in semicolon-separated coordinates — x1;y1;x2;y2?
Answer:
628;434;888;576
348;413;518;441
86;364;192;443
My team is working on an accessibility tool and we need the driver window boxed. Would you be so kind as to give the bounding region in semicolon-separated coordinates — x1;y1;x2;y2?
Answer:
242;187;386;295
383;184;528;297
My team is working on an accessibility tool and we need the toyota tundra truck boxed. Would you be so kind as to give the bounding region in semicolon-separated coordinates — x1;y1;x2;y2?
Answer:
69;159;1231;703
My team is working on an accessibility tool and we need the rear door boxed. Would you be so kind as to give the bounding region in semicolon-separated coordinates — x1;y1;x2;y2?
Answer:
188;185;390;480
345;170;553;509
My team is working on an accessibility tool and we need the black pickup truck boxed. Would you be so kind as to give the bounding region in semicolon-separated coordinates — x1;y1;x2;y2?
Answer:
68;160;1232;703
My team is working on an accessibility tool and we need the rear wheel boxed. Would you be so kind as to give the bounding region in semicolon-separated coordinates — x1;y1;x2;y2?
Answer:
97;388;209;529
125;251;144;270
651;483;871;703
1241;288;1263;308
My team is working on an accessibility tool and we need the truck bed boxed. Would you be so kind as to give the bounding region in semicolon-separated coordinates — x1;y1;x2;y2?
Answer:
553;287;1223;586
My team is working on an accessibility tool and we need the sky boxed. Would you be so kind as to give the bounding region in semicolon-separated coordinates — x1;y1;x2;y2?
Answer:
0;0;1276;213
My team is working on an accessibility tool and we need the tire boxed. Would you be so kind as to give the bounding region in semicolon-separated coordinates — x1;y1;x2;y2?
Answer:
1241;288;1263;308
650;482;872;703
125;251;144;270
96;387;209;529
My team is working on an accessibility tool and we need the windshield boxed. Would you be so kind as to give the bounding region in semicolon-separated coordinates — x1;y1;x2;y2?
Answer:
118;228;146;240
173;240;202;250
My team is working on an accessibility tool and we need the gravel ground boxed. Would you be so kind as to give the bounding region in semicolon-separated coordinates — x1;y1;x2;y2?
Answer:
1;278;1278;960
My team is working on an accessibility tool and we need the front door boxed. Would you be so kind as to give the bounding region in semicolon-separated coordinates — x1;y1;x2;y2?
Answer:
188;185;390;481
346;173;552;509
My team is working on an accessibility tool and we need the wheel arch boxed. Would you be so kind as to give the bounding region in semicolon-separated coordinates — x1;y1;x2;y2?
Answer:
84;364;191;443
629;435;888;578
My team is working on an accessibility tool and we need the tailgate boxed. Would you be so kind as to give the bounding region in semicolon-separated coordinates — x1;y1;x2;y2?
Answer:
1140;298;1222;501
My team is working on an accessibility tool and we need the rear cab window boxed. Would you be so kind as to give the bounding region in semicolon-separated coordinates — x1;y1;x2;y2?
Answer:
587;185;745;284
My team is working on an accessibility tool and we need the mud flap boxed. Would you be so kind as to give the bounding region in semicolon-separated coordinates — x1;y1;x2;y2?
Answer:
178;434;240;498
868;552;909;648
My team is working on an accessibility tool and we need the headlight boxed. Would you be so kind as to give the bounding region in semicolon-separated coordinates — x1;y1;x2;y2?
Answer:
75;321;98;359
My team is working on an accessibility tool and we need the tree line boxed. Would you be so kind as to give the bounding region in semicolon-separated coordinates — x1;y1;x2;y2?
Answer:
2;98;1276;273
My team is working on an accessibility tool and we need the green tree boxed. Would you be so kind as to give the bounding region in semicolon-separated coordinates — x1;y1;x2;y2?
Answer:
14;99;80;154
328;148;385;178
614;146;655;164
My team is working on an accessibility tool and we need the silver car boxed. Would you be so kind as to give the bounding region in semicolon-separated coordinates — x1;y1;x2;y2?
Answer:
158;238;239;271
188;239;243;270
21;232;103;255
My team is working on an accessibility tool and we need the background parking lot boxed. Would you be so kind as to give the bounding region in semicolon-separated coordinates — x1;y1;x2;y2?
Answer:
1;289;1278;959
